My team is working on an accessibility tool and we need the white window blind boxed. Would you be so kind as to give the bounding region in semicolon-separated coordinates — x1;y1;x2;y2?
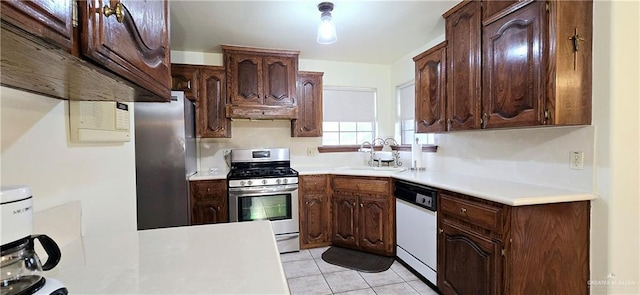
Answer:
398;84;415;120
322;88;376;145
323;88;376;122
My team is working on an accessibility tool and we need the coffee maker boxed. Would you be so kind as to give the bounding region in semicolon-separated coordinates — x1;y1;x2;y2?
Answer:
1;186;67;295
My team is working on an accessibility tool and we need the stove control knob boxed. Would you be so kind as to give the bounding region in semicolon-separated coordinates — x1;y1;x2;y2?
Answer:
247;180;253;186
262;180;267;185
283;179;288;184
240;181;245;186
276;179;282;184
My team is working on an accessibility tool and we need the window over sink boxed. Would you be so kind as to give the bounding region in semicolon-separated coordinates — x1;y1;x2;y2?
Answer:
322;87;377;146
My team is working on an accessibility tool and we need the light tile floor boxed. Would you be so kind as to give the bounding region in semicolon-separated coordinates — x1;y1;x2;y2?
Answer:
281;247;439;295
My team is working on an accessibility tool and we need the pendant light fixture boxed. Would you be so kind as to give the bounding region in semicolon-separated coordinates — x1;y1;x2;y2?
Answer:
317;2;337;44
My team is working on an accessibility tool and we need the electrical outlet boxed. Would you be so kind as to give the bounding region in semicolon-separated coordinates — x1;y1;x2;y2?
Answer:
570;151;584;170
307;147;318;157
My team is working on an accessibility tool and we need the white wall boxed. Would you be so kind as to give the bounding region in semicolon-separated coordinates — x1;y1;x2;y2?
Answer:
0;87;138;236
590;1;640;293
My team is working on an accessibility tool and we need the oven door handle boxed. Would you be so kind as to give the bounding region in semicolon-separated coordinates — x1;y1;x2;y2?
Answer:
228;184;298;196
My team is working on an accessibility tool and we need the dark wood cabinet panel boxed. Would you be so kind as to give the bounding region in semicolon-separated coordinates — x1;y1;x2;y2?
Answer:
437;190;590;295
444;1;482;131
226;53;263;105
481;0;592;128
292;71;324;137
80;0;171;101
331;176;394;256
331;194;358;248
171;64;199;101
482;1;544;128
299;175;331;249
359;196;393;255
199;67;231;138
263;56;297;106
545;0;592;125
1;0;74;51
438;219;502;295
482;0;520;21
414;41;447;133
189;180;228;225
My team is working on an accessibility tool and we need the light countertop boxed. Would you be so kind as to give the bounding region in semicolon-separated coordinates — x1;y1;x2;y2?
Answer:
46;221;289;294
189;168;229;180
393;170;596;206
189;165;596;206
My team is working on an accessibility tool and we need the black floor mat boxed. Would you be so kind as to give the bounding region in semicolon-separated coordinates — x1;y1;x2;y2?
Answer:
321;246;395;273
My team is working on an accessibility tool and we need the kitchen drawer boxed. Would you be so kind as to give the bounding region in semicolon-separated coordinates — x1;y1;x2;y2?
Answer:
301;175;328;193
332;176;390;196
439;192;502;231
191;180;226;199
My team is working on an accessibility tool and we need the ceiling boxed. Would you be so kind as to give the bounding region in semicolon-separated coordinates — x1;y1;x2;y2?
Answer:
169;1;457;65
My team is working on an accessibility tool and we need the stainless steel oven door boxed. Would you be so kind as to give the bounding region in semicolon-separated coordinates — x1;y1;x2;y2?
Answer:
228;184;299;236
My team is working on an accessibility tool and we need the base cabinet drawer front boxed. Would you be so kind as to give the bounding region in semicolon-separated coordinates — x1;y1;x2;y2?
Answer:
332;176;390;196
300;174;328;193
438;220;502;295
300;175;331;249
189;180;228;225
439;192;503;231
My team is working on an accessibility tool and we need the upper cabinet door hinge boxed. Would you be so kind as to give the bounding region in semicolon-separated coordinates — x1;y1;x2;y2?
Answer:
72;1;79;28
545;2;550;12
501;248;505;256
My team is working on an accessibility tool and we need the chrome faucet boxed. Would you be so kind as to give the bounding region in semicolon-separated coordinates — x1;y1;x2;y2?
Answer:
359;141;374;166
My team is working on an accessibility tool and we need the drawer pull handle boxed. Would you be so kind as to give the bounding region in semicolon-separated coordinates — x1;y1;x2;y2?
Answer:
460;207;467;214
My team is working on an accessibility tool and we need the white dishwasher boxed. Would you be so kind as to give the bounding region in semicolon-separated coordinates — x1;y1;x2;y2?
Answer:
394;180;438;287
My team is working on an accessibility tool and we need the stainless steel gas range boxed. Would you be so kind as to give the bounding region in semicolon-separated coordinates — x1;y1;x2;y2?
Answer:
227;148;300;253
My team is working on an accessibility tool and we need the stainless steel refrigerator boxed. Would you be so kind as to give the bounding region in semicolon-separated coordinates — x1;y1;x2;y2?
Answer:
134;91;197;230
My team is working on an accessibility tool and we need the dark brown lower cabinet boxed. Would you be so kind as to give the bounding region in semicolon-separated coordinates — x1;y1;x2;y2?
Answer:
331;176;394;256
438;190;590;295
299;175;331;249
189;180;228;225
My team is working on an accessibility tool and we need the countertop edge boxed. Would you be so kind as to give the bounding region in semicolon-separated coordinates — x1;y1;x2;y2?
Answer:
189;166;597;206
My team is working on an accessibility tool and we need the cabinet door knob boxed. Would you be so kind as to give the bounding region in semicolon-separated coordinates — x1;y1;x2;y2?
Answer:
103;3;124;23
207;188;211;193
360;203;363;208
460;207;467;214
439;228;443;233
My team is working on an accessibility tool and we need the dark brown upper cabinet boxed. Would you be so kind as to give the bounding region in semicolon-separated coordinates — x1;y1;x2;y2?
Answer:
1;0;74;52
222;45;299;120
80;0;171;101
443;1;482;131
198;66;231;138
414;41;447;133
171;64;231;138
292;71;324;137
482;0;592;128
171;64;199;102
1;0;171;102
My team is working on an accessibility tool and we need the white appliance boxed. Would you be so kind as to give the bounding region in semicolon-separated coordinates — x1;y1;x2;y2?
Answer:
1;186;68;295
394;180;438;287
